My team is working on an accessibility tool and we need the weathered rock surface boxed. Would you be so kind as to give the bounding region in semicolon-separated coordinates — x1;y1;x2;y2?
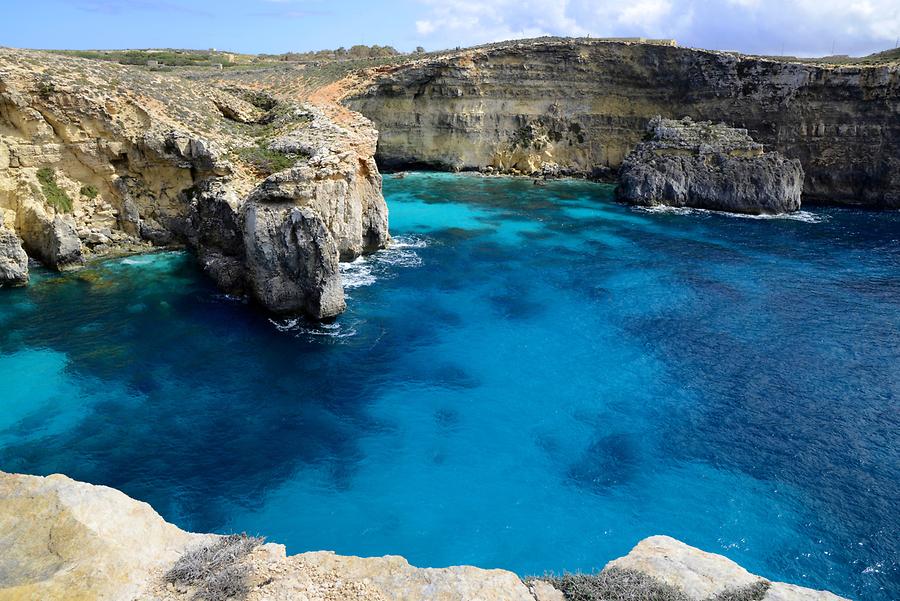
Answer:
0;472;850;601
0;48;389;318
348;38;899;207
243;202;345;317
605;536;847;601
0;224;27;286
617;117;804;214
16;201;84;269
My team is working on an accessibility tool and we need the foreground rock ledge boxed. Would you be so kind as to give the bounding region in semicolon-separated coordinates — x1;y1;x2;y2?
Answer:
0;472;848;601
616;117;804;215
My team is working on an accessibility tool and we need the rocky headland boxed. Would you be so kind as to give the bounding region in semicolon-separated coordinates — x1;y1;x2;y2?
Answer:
617;116;804;214
347;38;899;208
0;471;849;601
0;49;388;317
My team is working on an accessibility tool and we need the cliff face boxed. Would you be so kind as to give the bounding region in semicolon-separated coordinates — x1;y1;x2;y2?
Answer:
347;39;899;208
0;471;848;601
0;49;388;317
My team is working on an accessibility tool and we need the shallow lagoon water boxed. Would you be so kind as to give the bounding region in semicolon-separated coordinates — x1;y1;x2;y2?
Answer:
1;172;899;600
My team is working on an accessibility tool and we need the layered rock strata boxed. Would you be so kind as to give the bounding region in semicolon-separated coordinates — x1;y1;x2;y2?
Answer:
617;116;804;214
347;38;899;207
0;471;849;601
0;49;388;318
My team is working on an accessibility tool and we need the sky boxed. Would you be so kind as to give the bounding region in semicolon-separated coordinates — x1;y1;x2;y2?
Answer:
1;0;898;57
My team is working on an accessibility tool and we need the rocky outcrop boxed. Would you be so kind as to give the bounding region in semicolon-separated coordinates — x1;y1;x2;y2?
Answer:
347;38;899;207
16;201;84;269
243;203;345;317
0;471;849;601
0;48;389;319
0;224;27;286
604;536;846;601
617;117;804;214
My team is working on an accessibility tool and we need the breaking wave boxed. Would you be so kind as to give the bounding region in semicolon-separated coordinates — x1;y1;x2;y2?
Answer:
339;235;427;291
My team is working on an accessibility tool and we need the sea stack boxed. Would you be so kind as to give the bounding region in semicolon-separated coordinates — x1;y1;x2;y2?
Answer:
616;116;804;215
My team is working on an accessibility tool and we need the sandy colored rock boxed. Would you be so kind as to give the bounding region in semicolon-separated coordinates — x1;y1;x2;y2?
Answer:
0;472;202;601
764;582;849;601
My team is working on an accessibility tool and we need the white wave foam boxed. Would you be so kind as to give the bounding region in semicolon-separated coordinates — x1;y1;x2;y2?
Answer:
268;317;358;338
337;236;427;291
634;205;827;223
340;257;376;289
390;235;429;249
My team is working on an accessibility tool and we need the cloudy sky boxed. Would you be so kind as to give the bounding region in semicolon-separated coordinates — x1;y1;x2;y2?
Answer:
3;0;898;57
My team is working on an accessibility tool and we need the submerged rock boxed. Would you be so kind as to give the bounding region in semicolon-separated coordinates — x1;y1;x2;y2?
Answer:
616;117;804;214
0;225;28;286
0;471;850;601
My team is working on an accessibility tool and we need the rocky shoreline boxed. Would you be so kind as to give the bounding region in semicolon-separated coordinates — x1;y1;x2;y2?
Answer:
0;49;388;318
0;471;849;601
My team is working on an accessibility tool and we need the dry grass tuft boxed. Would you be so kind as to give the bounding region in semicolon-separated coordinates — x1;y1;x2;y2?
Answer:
164;533;265;601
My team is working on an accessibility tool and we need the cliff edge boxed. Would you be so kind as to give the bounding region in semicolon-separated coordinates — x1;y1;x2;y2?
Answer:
0;472;849;601
347;38;899;208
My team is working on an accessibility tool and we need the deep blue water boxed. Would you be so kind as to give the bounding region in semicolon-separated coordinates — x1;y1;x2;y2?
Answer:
1;173;899;600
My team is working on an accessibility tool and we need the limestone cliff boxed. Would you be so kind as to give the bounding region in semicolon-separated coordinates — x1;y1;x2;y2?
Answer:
617;116;804;214
0;472;848;601
347;38;899;208
0;49;388;318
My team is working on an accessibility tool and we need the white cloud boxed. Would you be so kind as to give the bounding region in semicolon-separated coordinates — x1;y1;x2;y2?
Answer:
616;0;673;29
412;0;900;56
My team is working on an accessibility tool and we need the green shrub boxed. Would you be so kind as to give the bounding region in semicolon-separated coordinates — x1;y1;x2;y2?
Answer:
234;145;303;175
36;168;73;213
36;77;55;98
80;185;99;200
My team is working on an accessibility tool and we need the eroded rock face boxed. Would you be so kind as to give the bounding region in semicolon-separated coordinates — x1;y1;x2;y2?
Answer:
616;117;804;214
0;225;27;286
0;472;850;601
243;202;345;318
0;48;389;319
348;39;899;207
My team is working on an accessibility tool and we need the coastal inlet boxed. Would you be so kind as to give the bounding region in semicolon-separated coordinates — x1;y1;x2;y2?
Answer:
1;173;898;600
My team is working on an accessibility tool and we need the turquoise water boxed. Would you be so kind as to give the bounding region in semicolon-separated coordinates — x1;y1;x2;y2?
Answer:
1;172;899;600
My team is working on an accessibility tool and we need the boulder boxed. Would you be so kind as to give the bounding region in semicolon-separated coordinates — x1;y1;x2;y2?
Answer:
0;472;202;601
0;226;28;286
617;117;804;214
15;200;84;270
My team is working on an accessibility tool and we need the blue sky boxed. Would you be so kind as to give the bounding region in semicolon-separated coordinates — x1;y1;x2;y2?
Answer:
2;0;897;57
